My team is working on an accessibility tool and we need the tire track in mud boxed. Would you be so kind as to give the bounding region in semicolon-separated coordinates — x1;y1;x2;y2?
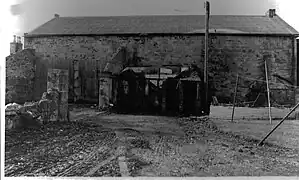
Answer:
126;125;212;176
153;136;164;157
126;131;185;176
156;135;183;157
56;132;117;176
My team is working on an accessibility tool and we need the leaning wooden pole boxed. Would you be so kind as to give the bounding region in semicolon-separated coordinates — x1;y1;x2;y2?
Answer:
251;92;261;107
258;102;299;146
265;59;272;124
204;1;210;114
231;73;239;122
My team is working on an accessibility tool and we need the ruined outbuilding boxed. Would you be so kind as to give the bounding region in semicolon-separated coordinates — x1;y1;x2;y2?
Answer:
163;66;215;116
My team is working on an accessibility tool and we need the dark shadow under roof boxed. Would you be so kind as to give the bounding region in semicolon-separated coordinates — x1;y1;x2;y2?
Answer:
25;14;299;37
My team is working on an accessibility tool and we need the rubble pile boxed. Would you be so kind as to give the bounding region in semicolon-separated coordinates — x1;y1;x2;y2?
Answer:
5;88;64;130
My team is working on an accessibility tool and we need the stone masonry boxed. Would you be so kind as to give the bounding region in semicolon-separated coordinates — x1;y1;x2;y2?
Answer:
6;49;38;104
47;69;69;121
24;35;296;104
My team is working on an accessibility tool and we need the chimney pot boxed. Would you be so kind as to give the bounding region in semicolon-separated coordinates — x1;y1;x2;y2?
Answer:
54;14;60;18
13;35;16;42
266;9;276;18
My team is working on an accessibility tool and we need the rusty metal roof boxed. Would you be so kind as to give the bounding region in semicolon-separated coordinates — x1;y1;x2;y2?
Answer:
25;15;299;36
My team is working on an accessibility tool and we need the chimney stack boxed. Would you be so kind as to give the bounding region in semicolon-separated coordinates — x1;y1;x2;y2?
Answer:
266;9;276;18
17;36;21;43
54;14;60;18
10;35;23;55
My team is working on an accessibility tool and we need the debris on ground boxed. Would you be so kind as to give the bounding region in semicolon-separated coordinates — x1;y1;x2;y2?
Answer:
5;88;69;130
5;102;41;130
5;121;116;177
5;111;299;177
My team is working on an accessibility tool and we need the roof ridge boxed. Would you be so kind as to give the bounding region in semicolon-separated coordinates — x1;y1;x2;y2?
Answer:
59;14;267;18
272;15;299;34
26;14;299;36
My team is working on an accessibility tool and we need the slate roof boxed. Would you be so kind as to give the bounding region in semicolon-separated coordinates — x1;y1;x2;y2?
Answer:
25;14;299;37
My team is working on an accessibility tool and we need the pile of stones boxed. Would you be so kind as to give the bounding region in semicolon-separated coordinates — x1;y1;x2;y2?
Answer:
5;88;63;130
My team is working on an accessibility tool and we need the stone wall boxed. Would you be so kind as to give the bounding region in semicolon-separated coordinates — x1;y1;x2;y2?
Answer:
5;49;38;104
24;35;296;104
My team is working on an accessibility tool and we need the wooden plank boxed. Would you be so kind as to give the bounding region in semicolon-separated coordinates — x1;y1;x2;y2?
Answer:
73;59;80;102
231;73;239;122
258;102;299;146
68;58;74;102
84;59;88;99
265;59;272;124
79;59;85;99
204;1;210;113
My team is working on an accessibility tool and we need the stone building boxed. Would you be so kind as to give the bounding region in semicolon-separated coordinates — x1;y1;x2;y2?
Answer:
22;9;299;106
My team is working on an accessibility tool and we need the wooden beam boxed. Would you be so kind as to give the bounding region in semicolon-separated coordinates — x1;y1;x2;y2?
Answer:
231;73;239;122
265;59;272;124
251;92;261;107
204;1;210;113
294;38;299;120
258;101;299;146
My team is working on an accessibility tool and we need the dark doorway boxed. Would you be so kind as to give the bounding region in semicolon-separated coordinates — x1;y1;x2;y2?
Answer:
116;69;146;113
182;81;197;115
164;79;180;114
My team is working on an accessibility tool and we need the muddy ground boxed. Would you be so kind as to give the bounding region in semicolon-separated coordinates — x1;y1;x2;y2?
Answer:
5;107;299;177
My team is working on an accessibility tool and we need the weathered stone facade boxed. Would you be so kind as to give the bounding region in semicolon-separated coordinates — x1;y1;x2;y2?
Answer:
24;35;296;104
5;49;38;104
47;69;69;121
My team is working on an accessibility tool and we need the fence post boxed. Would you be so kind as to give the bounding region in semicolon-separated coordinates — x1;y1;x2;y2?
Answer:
231;73;239;122
265;60;272;124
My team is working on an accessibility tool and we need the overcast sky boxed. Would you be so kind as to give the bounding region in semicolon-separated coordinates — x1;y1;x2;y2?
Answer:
11;0;289;36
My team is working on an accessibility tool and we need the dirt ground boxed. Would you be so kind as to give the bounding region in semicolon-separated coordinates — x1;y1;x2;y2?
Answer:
210;105;299;149
210;105;295;120
5;106;299;177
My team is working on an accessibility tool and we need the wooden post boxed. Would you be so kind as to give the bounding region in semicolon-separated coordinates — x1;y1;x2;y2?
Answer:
258;101;299;146
98;59;103;109
231;73;239;122
251;92;261;107
73;59;80;102
96;59;100;100
157;68;161;89
294;39;299;120
265;60;272;124
158;68;161;111
204;1;210;113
